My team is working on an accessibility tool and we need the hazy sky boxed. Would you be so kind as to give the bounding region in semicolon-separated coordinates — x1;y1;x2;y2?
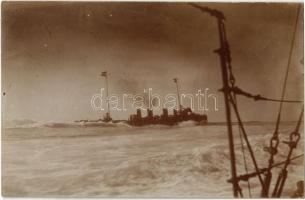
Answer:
2;2;304;122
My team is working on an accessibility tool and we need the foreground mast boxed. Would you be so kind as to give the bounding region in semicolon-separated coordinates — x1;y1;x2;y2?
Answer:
190;3;303;198
189;4;239;196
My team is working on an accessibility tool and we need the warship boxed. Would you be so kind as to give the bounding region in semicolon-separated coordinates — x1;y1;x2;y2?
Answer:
128;107;207;126
128;77;207;126
76;73;208;126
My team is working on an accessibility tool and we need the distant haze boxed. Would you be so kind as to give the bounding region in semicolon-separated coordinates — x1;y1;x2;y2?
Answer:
2;2;303;122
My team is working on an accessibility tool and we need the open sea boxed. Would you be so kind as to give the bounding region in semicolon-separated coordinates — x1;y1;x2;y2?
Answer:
2;120;304;197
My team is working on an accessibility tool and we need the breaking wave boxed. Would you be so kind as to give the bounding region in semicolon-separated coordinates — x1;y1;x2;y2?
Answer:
4;119;208;129
3;119;132;129
4;119;44;129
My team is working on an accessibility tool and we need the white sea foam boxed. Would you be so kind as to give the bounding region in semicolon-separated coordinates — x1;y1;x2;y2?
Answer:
2;122;303;197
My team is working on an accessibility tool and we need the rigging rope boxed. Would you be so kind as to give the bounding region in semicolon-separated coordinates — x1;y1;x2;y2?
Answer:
238;122;252;197
272;106;303;197
275;4;301;131
228;154;304;183
233;94;252;197
228;92;267;194
263;4;301;197
230;86;303;103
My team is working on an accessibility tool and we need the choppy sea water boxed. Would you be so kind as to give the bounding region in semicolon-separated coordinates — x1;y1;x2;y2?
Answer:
2;121;304;197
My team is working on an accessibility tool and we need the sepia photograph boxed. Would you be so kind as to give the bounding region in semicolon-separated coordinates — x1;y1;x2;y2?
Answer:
1;1;304;198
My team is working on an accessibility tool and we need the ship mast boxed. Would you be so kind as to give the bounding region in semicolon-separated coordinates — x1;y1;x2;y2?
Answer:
101;71;111;121
173;78;182;111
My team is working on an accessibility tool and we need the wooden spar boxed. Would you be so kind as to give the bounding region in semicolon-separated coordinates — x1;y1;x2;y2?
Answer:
188;4;239;197
215;18;239;197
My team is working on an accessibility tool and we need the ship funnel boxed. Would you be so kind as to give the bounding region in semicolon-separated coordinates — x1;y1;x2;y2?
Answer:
147;108;153;119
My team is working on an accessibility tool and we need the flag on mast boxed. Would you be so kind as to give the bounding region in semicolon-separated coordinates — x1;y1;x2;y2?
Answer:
173;78;178;83
101;71;107;77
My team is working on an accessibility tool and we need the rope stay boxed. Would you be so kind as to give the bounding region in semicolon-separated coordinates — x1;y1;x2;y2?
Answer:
237;109;252;197
272;106;303;197
228;86;303;103
232;93;252;197
262;4;301;197
228;92;268;194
